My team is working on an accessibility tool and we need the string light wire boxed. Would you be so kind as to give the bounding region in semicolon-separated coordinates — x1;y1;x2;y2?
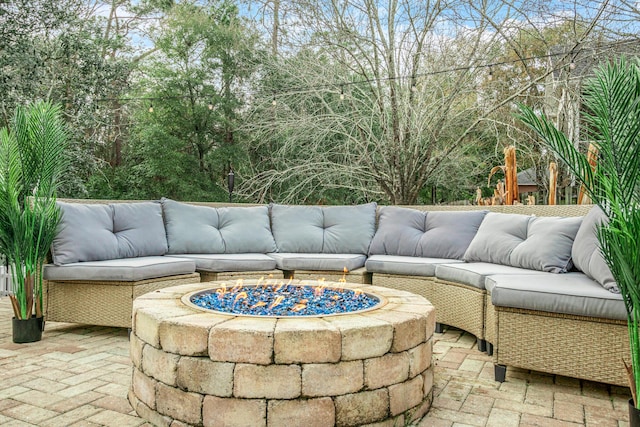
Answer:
94;38;638;107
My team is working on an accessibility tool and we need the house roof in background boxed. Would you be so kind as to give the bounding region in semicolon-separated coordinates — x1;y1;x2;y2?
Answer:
517;167;537;186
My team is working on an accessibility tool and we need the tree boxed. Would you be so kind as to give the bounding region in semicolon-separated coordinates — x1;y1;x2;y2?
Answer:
102;0;263;200
241;0;562;204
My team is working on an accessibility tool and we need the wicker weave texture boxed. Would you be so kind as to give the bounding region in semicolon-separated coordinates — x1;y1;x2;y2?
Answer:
402;204;592;217
496;307;629;386
199;270;285;283
59;198;593;219
371;274;435;301
291;268;372;284
484;296;497;345
44;273;200;328
432;279;485;339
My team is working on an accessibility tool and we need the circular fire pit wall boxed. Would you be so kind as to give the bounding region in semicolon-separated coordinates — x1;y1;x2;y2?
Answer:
129;280;436;427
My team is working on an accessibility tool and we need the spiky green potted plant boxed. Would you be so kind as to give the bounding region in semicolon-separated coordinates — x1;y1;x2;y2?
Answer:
0;101;68;343
518;56;640;423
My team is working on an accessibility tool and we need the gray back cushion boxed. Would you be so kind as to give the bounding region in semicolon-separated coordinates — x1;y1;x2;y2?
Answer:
113;202;168;258
571;206;618;292
323;204;377;253
271;203;377;254
217;206;277;253
465;212;583;273
52;202;170;265
368;207;426;256
162;199;224;254
162;199;277;254
510;216;582;273
52;202;119;265
369;207;487;259
270;205;324;252
418;210;488;259
464;213;531;265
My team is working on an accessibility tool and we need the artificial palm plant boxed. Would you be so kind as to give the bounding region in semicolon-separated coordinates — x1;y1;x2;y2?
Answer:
518;56;640;409
0;101;68;339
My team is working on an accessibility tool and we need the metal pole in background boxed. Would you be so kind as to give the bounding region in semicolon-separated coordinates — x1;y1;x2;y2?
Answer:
227;167;235;203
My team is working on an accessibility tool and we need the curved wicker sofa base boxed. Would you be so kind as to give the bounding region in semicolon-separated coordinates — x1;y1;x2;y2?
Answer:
370;272;629;387
44;273;201;328
373;274;485;342
431;279;485;341
371;273;435;299
495;307;629;386
43;200;630;388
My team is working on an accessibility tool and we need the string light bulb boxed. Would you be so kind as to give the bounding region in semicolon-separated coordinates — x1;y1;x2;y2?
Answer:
208;102;214;110
339;85;345;100
569;61;576;70
487;68;493;81
148;103;154;113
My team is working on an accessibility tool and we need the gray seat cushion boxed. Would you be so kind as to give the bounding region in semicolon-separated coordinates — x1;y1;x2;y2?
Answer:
464;213;582;273
267;253;367;271
162;199;277;254
369;207;487;259
435;262;546;289
571;206;618;293
365;255;463;277
487;272;626;320
166;253;277;273
43;256;196;282
51;202;168;265
270;203;377;254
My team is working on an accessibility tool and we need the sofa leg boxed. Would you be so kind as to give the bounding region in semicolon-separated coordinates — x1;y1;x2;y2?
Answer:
487;342;494;356
435;323;444;334
494;364;507;382
477;339;487;352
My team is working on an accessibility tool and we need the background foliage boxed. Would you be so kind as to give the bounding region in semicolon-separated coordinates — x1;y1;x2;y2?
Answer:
1;0;638;204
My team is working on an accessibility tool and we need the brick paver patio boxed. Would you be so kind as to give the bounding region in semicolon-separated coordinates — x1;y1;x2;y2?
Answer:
0;296;631;426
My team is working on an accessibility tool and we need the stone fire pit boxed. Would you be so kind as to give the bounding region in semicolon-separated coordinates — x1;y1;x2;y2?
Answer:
128;279;435;427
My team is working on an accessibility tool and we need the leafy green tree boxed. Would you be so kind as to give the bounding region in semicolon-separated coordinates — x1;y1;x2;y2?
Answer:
106;0;263;201
0;0;140;197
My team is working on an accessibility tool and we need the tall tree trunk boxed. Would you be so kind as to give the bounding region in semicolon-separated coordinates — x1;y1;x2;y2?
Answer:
272;0;280;57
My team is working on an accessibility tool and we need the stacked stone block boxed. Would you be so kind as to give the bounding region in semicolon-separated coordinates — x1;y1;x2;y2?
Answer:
129;281;436;427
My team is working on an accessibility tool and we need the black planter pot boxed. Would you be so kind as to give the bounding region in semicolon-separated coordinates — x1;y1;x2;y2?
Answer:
631;399;640;427
12;316;43;343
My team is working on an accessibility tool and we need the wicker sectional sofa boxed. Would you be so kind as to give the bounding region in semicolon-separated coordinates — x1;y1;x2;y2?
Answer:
42;199;629;387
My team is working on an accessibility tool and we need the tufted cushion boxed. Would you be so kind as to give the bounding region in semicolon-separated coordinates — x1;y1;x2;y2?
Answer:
217;206;278;253
162;199;224;254
162;199;276;254
419;210;487;258
271;203;377;254
369;207;487;259
368;207;425;256
464;213;582;273
51;202;119;265
52;202;171;265
510;216;582;273
571;206;618;292
463;213;531;265
113;202;168;258
270;205;324;252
